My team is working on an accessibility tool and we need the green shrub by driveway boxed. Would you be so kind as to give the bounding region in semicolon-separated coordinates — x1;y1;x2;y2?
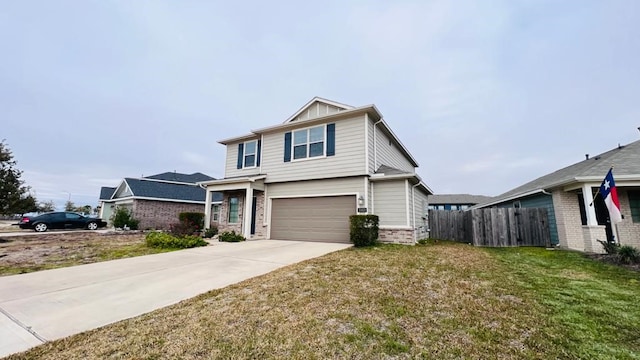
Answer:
145;231;207;249
218;231;245;242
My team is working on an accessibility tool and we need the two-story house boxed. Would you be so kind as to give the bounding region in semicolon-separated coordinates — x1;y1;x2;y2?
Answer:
199;97;432;244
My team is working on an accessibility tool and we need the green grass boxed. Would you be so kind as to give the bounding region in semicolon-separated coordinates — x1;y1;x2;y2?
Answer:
7;242;640;359
486;246;640;359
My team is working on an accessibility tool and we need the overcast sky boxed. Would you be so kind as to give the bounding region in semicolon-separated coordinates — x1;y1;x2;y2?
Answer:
2;0;639;210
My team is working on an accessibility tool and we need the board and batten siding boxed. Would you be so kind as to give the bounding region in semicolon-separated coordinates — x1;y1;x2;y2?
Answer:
292;101;344;122
224;137;261;178
497;193;559;245
373;123;415;174
261;115;367;183
373;180;408;226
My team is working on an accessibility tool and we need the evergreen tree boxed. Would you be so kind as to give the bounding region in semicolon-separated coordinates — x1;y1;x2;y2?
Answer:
0;140;33;215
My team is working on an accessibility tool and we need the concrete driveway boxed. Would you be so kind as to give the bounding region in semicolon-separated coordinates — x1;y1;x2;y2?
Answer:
0;240;351;357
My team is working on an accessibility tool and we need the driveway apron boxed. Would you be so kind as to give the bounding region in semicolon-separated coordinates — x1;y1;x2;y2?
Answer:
0;240;351;357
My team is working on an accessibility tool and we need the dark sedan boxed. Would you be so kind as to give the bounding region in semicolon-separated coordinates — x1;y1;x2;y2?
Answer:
18;212;108;232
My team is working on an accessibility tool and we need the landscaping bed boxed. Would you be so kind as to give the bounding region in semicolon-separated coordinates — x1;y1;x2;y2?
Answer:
6;241;639;359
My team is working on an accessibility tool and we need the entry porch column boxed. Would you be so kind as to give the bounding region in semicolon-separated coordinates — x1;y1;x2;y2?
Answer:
204;188;212;229
243;186;254;239
582;184;598;225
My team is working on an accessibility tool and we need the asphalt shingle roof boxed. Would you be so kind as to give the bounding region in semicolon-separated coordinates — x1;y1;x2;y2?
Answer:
375;165;411;175
144;172;214;184
123;178;223;203
483;139;640;206
428;194;493;205
99;187;116;200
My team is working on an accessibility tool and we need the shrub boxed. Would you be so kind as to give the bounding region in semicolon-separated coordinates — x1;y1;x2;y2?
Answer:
178;212;205;230
111;207;139;230
169;220;199;238
617;245;640;264
145;231;207;249
218;231;245;242
598;240;619;255
203;227;218;238
417;238;429;245
349;215;379;247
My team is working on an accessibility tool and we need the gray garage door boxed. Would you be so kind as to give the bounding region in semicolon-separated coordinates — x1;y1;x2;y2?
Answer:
270;196;356;243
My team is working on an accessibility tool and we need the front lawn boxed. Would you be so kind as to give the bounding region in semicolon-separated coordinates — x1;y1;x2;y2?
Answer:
7;241;640;359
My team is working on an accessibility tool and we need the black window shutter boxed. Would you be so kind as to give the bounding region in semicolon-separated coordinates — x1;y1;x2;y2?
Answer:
326;123;335;156
256;139;262;166
284;132;292;162
237;143;244;169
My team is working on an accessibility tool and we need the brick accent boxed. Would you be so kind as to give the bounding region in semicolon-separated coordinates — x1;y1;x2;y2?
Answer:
132;199;204;230
252;192;268;240
552;190;586;251
378;228;415;245
616;189;640;249
582;225;607;253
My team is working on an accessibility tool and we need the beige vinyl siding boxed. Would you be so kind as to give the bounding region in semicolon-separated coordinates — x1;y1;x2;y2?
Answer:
375;127;415;173
373;180;408;226
368;117;376;173
293;101;344;122
113;184;132;198
224;138;261;178
262;115;367;183
413;188;430;238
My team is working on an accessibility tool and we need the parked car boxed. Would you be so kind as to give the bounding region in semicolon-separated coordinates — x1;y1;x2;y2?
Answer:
18;212;108;232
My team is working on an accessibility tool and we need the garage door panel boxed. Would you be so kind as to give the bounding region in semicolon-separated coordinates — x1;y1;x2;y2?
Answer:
271;196;355;243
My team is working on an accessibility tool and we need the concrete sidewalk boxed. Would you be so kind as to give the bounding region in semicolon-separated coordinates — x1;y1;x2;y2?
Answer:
0;240;351;357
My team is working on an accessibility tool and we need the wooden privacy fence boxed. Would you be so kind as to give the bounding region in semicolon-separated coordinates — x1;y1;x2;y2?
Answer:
428;208;551;247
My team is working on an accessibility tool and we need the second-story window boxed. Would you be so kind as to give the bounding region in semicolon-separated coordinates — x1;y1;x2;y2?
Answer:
293;125;325;160
244;140;257;168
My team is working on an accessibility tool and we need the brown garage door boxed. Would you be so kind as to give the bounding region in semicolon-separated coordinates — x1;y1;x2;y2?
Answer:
270;196;356;243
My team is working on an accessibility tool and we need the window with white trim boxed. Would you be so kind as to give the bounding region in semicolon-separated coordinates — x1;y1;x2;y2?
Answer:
228;197;239;223
293;125;325;160
244;140;257;168
212;204;221;222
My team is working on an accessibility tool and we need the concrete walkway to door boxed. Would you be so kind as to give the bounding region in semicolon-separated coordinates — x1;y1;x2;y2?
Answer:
0;240;351;358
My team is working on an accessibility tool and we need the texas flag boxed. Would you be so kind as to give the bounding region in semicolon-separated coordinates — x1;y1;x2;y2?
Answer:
599;168;622;223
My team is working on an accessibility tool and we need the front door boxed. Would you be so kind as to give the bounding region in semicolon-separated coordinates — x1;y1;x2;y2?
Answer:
250;196;257;235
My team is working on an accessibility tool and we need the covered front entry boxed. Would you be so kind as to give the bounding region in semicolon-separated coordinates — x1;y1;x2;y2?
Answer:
270;196;356;243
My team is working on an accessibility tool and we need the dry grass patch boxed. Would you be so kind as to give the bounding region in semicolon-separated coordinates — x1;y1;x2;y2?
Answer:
9;242;563;359
0;232;172;276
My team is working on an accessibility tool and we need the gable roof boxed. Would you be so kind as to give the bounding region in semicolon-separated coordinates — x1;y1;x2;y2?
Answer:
428;194;493;205
478;139;640;207
144;172;214;184
99;187;116;200
122;178;223;203
284;96;354;123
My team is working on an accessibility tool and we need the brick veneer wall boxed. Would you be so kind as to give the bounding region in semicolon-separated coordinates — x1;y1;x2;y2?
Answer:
378;228;414;245
552;190;587;251
132;199;205;230
253;192;267;240
217;192;244;234
617;189;640;249
582;226;607;253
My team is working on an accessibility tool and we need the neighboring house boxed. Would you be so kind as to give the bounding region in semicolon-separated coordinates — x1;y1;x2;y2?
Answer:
474;139;640;253
427;194;493;210
199;97;433;244
99;172;223;230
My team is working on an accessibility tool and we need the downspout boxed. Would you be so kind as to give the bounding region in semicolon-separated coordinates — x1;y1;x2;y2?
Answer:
373;119;384;172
